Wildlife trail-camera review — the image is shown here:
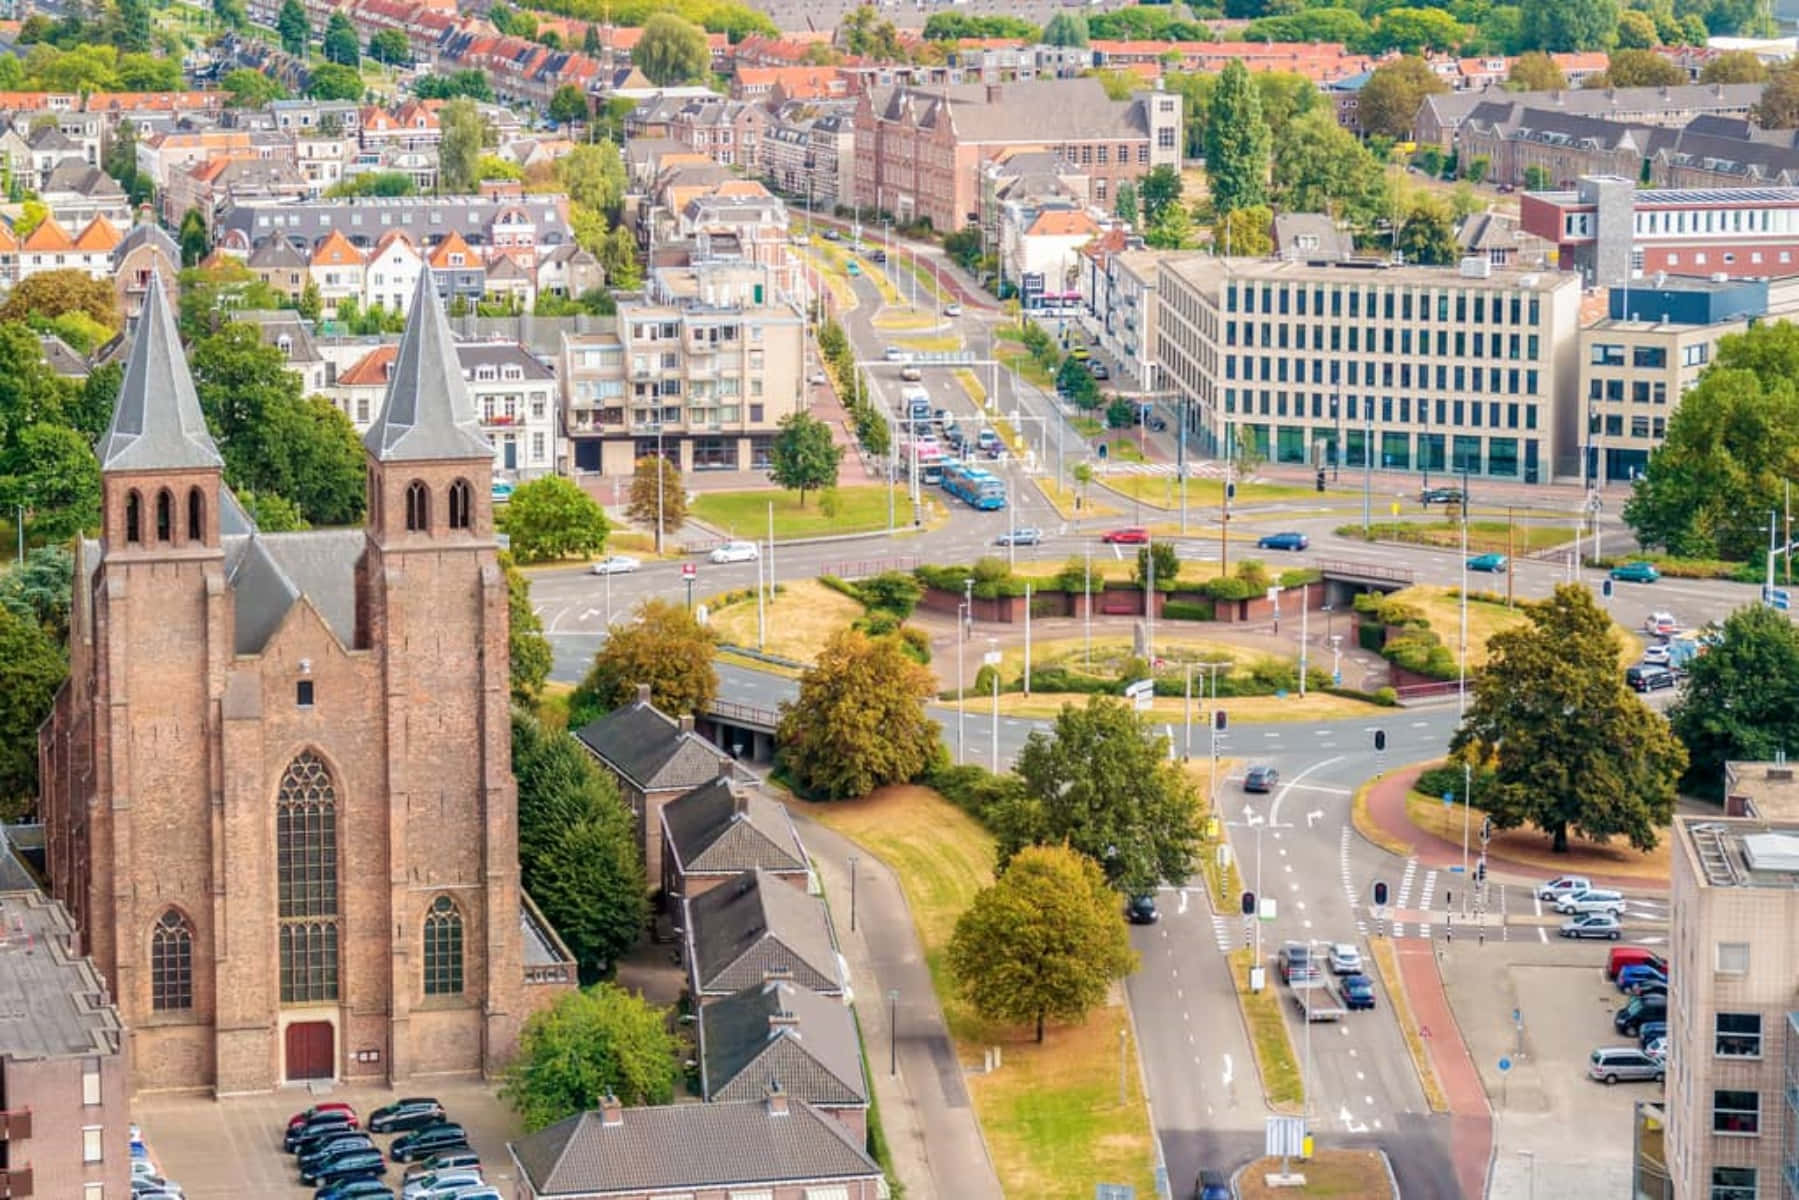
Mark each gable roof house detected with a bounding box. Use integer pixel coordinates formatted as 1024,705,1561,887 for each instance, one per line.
112,221,181,319
309,228,367,316
574,686,731,893
698,978,869,1142
683,868,843,1004
660,777,809,905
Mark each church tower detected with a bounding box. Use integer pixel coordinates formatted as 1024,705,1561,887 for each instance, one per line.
358,270,524,1079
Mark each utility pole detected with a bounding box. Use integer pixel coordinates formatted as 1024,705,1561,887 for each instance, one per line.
1299,590,1309,697
1220,457,1231,575
1023,582,1032,697
1506,506,1515,607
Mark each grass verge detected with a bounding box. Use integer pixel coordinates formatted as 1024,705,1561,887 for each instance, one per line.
948,691,1385,724
707,578,864,665
896,333,963,353
1338,519,1571,555
1368,938,1448,1113
1102,474,1323,507
954,367,987,409
1225,947,1304,1111
714,649,804,679
1402,789,1672,882
1033,477,1119,520
689,485,903,539
872,309,942,331
803,786,1157,1199
1236,1149,1396,1198
1350,775,1415,859
1386,585,1639,669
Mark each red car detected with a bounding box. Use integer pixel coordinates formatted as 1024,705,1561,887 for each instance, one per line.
287,1102,357,1133
1101,527,1149,544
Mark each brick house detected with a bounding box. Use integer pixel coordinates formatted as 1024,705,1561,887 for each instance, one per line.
508,1090,883,1200
660,777,810,910
699,978,869,1143
683,869,843,1004
34,274,573,1094
111,221,181,320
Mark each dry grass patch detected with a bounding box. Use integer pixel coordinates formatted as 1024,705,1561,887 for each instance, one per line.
872,309,942,331
956,691,1385,725
1226,948,1303,1110
1403,789,1672,883
1388,585,1637,669
1033,477,1119,519
896,333,963,353
707,578,864,665
1235,1149,1396,1198
1368,939,1448,1113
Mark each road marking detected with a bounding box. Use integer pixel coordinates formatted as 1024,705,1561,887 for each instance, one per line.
1538,926,1548,943
1307,810,1324,829
1178,890,1189,915
1269,754,1345,828
1222,1054,1233,1088
1410,720,1430,728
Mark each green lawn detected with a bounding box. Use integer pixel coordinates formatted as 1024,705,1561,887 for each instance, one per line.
689,485,905,540
1104,475,1327,506
1340,519,1572,554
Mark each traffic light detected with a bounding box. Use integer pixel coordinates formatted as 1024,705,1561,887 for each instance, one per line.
1476,860,1487,884
1225,482,1236,502
1602,578,1614,599
1372,881,1389,907
1214,710,1228,731
1240,890,1256,916
1315,469,1326,493
1373,729,1387,752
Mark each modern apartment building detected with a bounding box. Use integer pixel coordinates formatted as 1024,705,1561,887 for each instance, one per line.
0,888,130,1200
562,261,805,475
1156,256,1583,481
1663,761,1799,1200
1080,240,1202,396
1577,276,1763,484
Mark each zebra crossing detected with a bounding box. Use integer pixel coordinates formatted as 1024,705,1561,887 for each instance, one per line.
1210,915,1232,953
1340,827,1367,936
1099,460,1234,479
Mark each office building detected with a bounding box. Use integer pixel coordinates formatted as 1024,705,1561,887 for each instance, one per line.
1155,256,1583,482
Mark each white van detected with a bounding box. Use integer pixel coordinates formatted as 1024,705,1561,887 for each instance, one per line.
1556,888,1625,915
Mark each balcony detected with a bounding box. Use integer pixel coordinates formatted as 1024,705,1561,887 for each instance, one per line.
0,1111,28,1140
0,1166,32,1198
483,414,520,427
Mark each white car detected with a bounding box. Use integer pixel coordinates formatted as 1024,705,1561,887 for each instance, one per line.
404,1169,485,1199
1537,874,1592,901
945,301,963,317
1556,888,1626,916
709,541,760,564
809,370,829,385
1327,943,1362,975
1644,611,1679,635
883,345,911,363
589,555,641,575
1641,643,1671,666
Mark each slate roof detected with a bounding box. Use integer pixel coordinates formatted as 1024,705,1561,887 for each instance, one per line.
1272,212,1353,261
247,236,307,269
573,692,727,792
869,77,1150,143
113,221,179,270
685,868,841,997
699,978,865,1108
38,334,88,378
95,277,223,472
511,1096,879,1196
362,270,492,463
662,777,807,879
43,161,124,199
223,529,362,653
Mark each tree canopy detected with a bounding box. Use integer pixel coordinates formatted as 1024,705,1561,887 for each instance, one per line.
504,553,552,707
501,984,678,1130
1520,0,1618,50
1669,605,1799,797
1450,584,1685,853
569,597,718,726
626,456,686,538
0,602,64,821
1204,60,1271,216
777,628,940,799
767,411,841,505
438,98,486,193
277,0,308,54
1507,51,1566,90
997,696,1202,891
947,845,1138,1043
501,476,610,563
1273,108,1387,225
1358,55,1448,138
633,13,711,85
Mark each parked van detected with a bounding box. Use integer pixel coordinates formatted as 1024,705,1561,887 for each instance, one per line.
1608,946,1665,980
1615,993,1668,1036
1589,1046,1665,1085
1555,888,1625,915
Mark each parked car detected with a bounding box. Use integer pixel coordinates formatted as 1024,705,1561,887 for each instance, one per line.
1611,561,1661,583
1555,888,1626,915
1626,664,1677,692
1069,344,1091,361
300,1135,376,1177
402,1153,482,1182
1561,913,1623,940
1589,1046,1665,1085
442,1190,500,1200
869,248,887,264
288,1113,358,1153
808,370,829,386
401,1167,485,1198
945,302,963,317
1327,943,1363,974
899,364,923,381
1193,1169,1231,1200
1467,553,1508,573
1537,875,1592,901
821,229,841,241
316,1183,395,1200
366,1099,446,1135
1643,1036,1669,1062
390,1124,470,1164
1090,362,1112,381
489,479,513,503
1627,978,1668,999
1125,894,1160,925
1641,644,1671,666
1618,964,1668,992
1609,947,1665,980
1638,1020,1669,1048
302,1148,388,1187
1278,941,1321,985
709,541,760,564
1644,611,1679,635
1421,487,1465,506
1615,993,1668,1035
995,527,1043,546
1337,973,1376,1010
130,1175,183,1198
1101,527,1150,544
589,555,640,575
1244,764,1279,793
288,1103,358,1134
1257,532,1309,551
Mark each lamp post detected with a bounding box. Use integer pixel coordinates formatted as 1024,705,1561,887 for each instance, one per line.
957,578,973,763
888,988,899,1076
988,636,1001,772
1331,394,1341,482
650,421,666,554
849,854,859,933
1361,411,1373,536
1459,473,1471,917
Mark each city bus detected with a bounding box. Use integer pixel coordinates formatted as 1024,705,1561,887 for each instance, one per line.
942,462,1007,510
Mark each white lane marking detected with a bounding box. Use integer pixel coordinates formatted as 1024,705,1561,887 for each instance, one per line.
1222,1054,1234,1088
1270,754,1345,828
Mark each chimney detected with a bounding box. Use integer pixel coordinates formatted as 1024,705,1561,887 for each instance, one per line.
635,683,652,705
986,83,1002,104
598,1090,623,1126
731,786,750,818
678,714,696,734
764,1080,790,1116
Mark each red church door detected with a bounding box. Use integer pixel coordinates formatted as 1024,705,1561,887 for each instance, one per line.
284,1021,335,1081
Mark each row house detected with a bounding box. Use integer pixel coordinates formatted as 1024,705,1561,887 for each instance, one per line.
435,29,602,110
213,193,573,258
12,214,124,284
1419,81,1762,148
215,32,310,96
1090,38,1377,84
628,93,767,169
1453,52,1609,91
161,156,314,231
135,128,298,193
726,32,837,70
359,101,440,151
345,145,439,192
39,162,128,228
731,66,851,103
22,124,94,189
676,181,800,297
262,98,363,136
759,101,856,210
310,228,366,314
295,133,357,189
427,230,487,306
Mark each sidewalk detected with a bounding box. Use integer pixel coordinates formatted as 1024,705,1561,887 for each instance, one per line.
791,806,1003,1200
1393,939,1493,1200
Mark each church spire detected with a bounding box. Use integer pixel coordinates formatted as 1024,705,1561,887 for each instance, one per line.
362,269,491,463
95,274,222,473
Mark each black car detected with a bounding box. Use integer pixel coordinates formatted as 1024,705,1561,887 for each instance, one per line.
1338,973,1377,1010
305,1148,386,1188
299,1134,375,1176
390,1123,470,1163
367,1098,446,1134
1243,765,1279,793
1125,895,1159,924
1626,664,1677,693
1194,1170,1231,1200
821,228,841,241
870,248,888,263
287,1112,358,1153
1420,487,1465,506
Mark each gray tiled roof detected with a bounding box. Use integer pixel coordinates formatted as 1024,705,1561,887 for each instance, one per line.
223,529,362,653
573,696,727,792
95,277,224,472
510,1097,879,1196
363,270,493,463
247,236,308,269
685,868,841,997
700,978,866,1107
662,777,807,878
113,221,179,271
872,77,1149,143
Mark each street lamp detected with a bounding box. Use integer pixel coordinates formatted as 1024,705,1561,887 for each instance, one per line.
957,578,973,763
849,854,859,933
648,421,667,554
888,988,899,1076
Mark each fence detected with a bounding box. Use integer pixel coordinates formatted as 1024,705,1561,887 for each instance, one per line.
818,555,917,580
1313,558,1417,585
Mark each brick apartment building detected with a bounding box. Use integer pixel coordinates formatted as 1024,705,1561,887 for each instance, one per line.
851,76,1182,230
35,275,572,1095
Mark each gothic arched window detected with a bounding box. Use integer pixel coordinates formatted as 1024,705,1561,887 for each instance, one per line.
423,895,463,996
405,480,429,532
150,909,193,1011
277,752,339,1003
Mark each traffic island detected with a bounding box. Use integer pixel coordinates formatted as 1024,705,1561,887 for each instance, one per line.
1234,1149,1397,1198
1225,948,1303,1113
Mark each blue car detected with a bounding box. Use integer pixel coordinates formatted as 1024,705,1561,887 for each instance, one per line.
1338,973,1377,1011
1638,1020,1669,1050
1467,553,1508,573
1256,532,1309,551
316,1181,395,1200
1617,964,1668,993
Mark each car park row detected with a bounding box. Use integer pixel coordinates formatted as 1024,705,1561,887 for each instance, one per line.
284,1098,496,1199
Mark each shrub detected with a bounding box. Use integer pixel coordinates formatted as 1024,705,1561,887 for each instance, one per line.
1417,760,1497,799
1383,628,1458,679
1055,556,1097,594
898,625,932,664
1163,599,1215,621
924,758,1024,826
915,561,1028,598
1027,666,1117,695
855,611,901,638
857,571,923,617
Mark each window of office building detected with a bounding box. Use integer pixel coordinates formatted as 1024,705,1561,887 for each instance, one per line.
1489,438,1518,477
1711,1167,1756,1200
692,437,738,470
1453,436,1481,474
1716,1013,1762,1058
1713,1089,1759,1136
1276,426,1306,463
1380,432,1409,469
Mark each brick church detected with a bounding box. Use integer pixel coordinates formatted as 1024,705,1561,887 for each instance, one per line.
36,272,569,1095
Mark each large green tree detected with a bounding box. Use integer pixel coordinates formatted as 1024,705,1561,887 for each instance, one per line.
569,597,718,726
1204,61,1271,216
1592,48,1687,88
1395,194,1460,265
277,0,308,54
549,84,589,126
633,13,710,86
0,545,73,645
322,11,359,64
947,845,1138,1043
1623,323,1799,562
367,28,409,65
625,455,686,538
1669,605,1799,797
1273,108,1387,226
1451,585,1686,853
1358,55,1449,138
557,142,627,218
767,411,841,506
500,984,678,1130
500,476,609,563
1520,0,1618,50
504,552,552,707
1508,51,1567,90
306,62,363,101
5,422,99,542
438,98,485,194
777,628,940,799
998,695,1202,891
1373,6,1468,52
1702,50,1770,84
0,603,64,820
1041,12,1089,45
1137,164,1183,225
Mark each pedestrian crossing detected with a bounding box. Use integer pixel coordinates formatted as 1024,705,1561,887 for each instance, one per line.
1340,827,1367,936
1099,460,1234,478
1210,915,1232,953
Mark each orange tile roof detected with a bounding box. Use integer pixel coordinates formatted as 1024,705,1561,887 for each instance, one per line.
21,218,72,252
310,229,364,267
72,215,122,251
0,225,19,252
1028,210,1100,238
371,229,418,255
714,179,772,198
427,230,474,268
338,343,398,386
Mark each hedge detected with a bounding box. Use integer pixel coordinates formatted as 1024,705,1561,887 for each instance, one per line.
915,560,1030,599
1588,553,1760,583
1416,760,1497,799
1163,599,1215,621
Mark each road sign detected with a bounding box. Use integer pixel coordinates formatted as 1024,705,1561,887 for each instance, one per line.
1258,897,1278,921
681,563,697,579
982,650,1002,667
1443,789,1454,809
1124,678,1153,712
1498,1057,1512,1072
1266,1115,1305,1159
1765,586,1792,611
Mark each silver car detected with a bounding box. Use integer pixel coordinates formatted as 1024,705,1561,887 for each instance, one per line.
1561,913,1622,940
1556,888,1626,916
589,555,640,575
1327,943,1362,975
1589,1046,1664,1085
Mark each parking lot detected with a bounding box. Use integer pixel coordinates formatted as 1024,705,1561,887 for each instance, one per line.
1439,936,1651,1198
133,1079,523,1199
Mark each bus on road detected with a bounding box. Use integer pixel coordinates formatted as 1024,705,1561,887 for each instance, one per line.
942,462,1007,510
